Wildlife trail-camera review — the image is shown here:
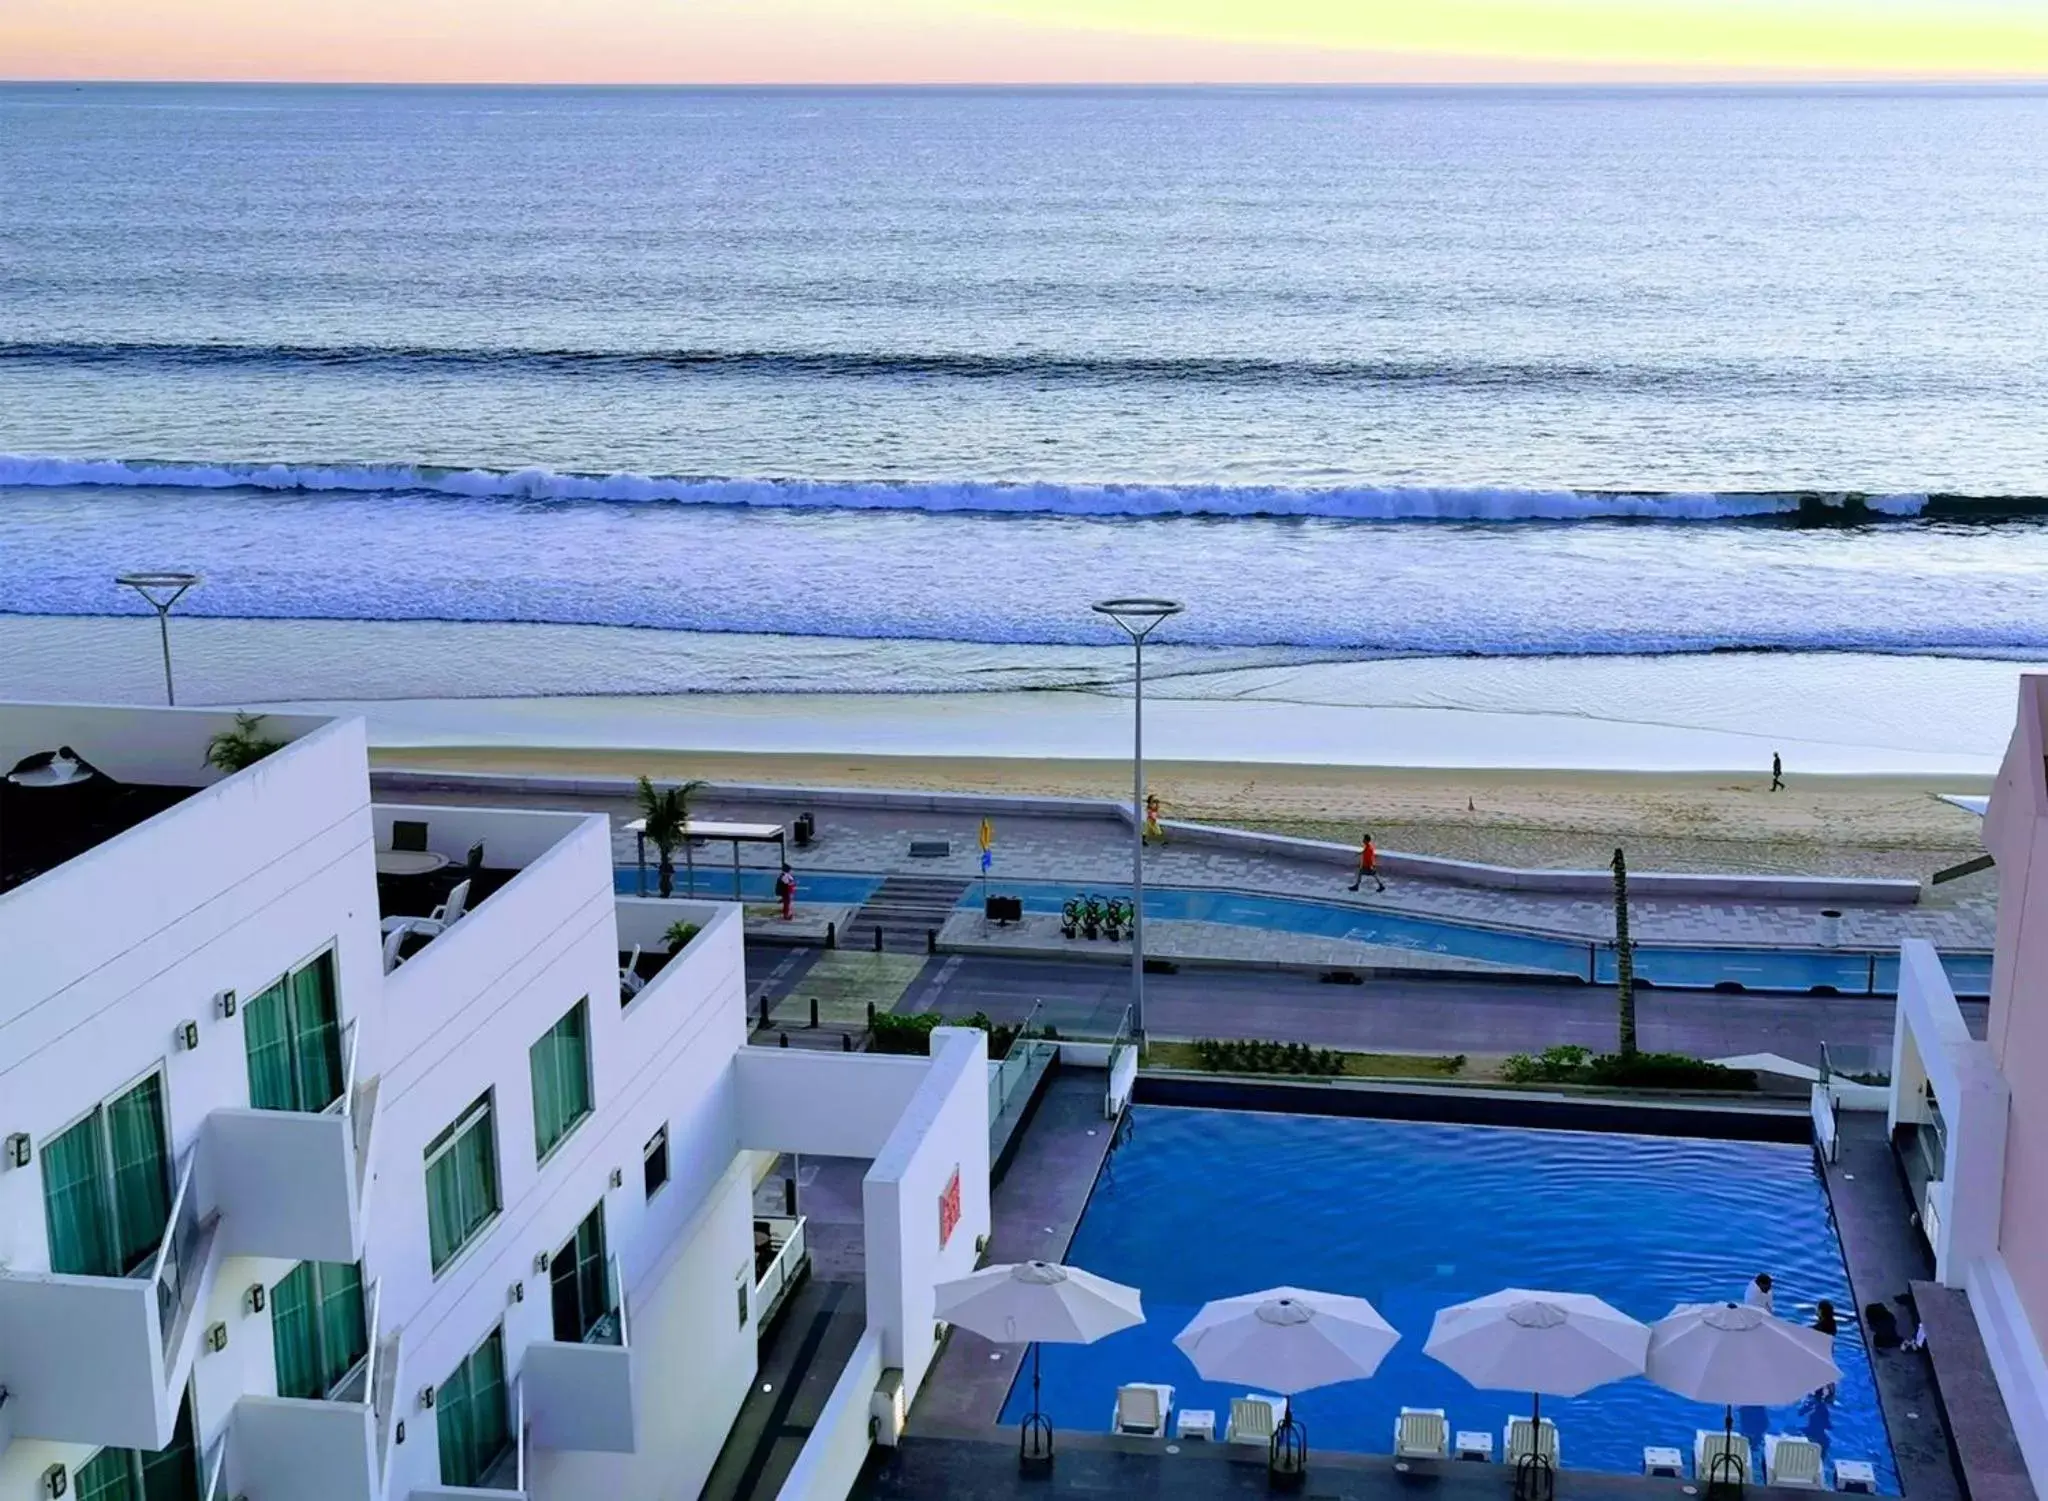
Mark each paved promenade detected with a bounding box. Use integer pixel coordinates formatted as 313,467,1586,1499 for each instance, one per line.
376,780,1998,953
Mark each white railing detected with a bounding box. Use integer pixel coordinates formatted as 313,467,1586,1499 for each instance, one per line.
1104,1004,1137,1119
324,1018,361,1119
201,1436,227,1501
148,1147,207,1372
515,1378,529,1494
755,1215,809,1323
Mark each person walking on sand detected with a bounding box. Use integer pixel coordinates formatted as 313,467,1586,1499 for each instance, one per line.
1349,831,1385,893
1771,751,1785,791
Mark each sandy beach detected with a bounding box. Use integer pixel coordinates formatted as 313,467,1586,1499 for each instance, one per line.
380,743,1991,880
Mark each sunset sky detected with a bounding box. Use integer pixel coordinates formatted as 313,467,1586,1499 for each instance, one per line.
5,0,2048,84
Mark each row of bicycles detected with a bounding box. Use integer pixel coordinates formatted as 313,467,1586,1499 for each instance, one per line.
1060,894,1135,941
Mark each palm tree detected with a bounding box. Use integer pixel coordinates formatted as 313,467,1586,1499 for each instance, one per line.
1612,846,1637,1058
204,712,285,774
637,776,708,898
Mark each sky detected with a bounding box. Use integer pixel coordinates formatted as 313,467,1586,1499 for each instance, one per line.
4,0,2048,84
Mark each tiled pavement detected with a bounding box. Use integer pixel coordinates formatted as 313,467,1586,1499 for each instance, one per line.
375,783,1998,953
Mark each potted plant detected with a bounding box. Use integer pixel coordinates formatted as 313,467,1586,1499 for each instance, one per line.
636,775,708,899
662,919,700,954
204,712,285,774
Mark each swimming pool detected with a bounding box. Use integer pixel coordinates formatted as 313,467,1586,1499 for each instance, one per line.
998,1106,1897,1490
611,867,881,905
980,880,1991,998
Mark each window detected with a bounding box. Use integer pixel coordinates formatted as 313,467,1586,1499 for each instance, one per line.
424,1093,499,1274
436,1327,510,1488
244,949,343,1112
75,1389,197,1501
549,1203,616,1344
528,999,592,1161
643,1124,669,1199
272,1260,369,1400
42,1073,172,1278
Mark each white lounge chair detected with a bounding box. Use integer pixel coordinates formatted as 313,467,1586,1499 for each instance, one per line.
1766,1434,1824,1489
432,879,472,926
1505,1415,1560,1470
621,944,646,1001
1696,1430,1752,1487
1111,1382,1174,1436
378,879,473,971
1227,1394,1285,1446
1395,1407,1449,1459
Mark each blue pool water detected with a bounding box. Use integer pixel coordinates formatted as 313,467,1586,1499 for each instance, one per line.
982,880,1992,998
611,867,880,905
999,1107,1897,1490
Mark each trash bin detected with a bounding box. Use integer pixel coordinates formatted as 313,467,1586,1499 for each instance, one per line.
1819,910,1843,948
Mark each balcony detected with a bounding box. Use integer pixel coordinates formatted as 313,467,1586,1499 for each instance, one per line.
202,1018,377,1262
0,1147,224,1448
521,1253,637,1454
215,1284,403,1501
411,1381,529,1500
373,804,590,974
755,1215,811,1333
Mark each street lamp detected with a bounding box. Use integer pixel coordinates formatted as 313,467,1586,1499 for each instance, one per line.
1091,597,1184,1045
116,572,202,706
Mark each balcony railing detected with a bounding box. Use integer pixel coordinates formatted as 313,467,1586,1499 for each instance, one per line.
150,1147,209,1375
755,1216,809,1330
520,1253,636,1455
326,1017,378,1199
583,1253,628,1347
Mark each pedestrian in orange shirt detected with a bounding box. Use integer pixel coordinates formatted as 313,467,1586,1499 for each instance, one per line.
1349,831,1385,893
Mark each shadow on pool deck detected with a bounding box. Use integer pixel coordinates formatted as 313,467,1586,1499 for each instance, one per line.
858,1427,1849,1501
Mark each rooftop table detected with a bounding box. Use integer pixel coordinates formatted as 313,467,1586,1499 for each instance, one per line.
624,817,787,899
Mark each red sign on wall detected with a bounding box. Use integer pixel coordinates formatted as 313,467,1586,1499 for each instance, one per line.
938,1166,962,1250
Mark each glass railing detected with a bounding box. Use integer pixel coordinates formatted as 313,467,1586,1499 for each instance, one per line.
581,1253,627,1348
201,1436,227,1501
148,1147,207,1373
329,1280,383,1406
754,1216,808,1324
986,1000,1057,1129
323,1018,360,1120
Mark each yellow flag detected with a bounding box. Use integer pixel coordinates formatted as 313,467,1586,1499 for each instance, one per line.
978,817,994,852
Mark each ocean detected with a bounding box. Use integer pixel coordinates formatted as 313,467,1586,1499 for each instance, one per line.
2,83,2046,754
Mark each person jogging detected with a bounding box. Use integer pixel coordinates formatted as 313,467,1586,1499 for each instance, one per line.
1349,831,1385,893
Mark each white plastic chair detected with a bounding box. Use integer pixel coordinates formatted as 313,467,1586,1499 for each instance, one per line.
1111,1382,1174,1436
620,943,646,1001
1696,1430,1752,1487
1506,1416,1561,1469
1395,1407,1450,1459
1227,1394,1285,1446
1766,1434,1823,1488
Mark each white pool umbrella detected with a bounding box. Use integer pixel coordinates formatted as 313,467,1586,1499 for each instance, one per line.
1426,1288,1650,1396
1647,1301,1840,1408
934,1260,1144,1463
1174,1286,1400,1394
1647,1300,1841,1479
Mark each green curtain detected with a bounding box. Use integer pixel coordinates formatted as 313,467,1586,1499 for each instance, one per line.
74,1392,195,1501
271,1262,321,1400
575,1209,608,1338
427,1101,498,1272
530,1002,591,1160
42,1108,114,1277
105,1075,171,1274
316,1260,368,1387
243,979,294,1111
438,1329,509,1486
288,952,343,1111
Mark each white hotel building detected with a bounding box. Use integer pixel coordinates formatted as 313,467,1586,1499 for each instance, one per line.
0,703,991,1501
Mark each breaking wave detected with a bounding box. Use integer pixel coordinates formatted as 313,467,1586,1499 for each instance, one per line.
0,453,1952,522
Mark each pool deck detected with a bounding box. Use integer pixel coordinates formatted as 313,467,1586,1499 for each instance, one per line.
859,1427,1848,1501
915,1067,1122,1429
1822,1110,1966,1501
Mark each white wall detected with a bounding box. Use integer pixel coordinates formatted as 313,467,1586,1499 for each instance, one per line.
226,1395,376,1501
862,1027,991,1399
774,1329,884,1501
0,713,377,1489
526,1161,758,1501
734,1051,934,1157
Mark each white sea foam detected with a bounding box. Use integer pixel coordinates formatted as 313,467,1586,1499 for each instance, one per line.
0,453,1931,523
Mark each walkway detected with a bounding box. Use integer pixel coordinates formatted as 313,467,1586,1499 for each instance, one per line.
371,780,1997,955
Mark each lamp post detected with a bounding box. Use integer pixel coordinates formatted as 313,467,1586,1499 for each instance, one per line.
1091,598,1183,1045
116,572,202,706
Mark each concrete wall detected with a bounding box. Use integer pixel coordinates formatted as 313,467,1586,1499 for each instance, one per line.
862,1027,991,1399
526,1161,757,1501
734,1050,934,1157
370,826,751,1500
225,1395,376,1501
775,1329,884,1501
0,713,375,1485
